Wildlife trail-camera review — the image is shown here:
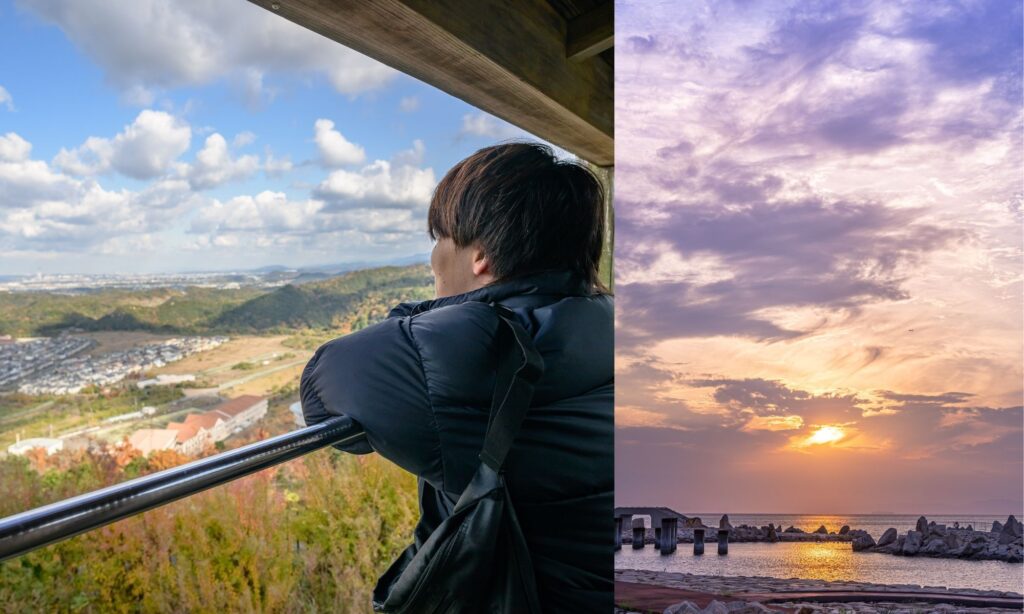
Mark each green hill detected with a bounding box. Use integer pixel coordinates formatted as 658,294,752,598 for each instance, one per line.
0,264,435,337
212,265,434,332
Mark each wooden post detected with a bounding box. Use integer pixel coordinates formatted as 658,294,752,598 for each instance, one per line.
588,163,614,293
632,517,645,549
661,517,678,554
615,516,622,551
717,529,729,555
693,528,705,555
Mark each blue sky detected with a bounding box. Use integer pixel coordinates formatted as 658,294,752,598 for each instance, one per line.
614,0,1022,514
0,0,539,274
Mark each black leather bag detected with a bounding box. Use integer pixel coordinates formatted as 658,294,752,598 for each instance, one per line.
371,303,545,614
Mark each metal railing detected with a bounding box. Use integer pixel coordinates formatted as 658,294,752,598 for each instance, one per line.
0,415,365,562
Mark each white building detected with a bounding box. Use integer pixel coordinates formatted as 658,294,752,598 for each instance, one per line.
8,437,63,456
180,411,231,443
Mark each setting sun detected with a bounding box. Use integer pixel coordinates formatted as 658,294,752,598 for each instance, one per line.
805,426,846,446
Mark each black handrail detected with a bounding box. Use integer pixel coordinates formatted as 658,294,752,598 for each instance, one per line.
0,415,365,562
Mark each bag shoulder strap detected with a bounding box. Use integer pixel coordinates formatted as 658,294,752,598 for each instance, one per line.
479,303,544,472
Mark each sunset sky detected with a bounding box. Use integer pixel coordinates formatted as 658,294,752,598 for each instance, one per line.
0,0,539,275
615,0,1023,514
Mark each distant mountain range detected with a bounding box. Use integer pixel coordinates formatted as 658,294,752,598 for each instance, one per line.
251,252,431,276
0,264,435,337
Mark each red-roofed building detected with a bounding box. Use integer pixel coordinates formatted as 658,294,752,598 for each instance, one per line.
166,420,211,456
183,411,230,442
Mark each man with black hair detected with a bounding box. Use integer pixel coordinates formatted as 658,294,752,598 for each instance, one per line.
301,141,613,612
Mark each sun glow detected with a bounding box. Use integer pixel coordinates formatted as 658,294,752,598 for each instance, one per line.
804,425,846,446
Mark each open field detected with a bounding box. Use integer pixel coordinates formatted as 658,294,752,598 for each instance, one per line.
220,360,307,397
152,335,307,380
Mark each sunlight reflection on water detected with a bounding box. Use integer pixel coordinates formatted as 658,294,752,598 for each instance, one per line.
615,542,1024,594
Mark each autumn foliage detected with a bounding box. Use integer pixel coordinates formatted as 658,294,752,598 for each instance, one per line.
0,447,418,612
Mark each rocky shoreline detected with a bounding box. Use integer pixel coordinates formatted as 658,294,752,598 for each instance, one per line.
614,569,1024,614
850,515,1023,564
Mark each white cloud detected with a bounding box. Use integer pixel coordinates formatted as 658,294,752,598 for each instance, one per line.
315,158,435,210
458,112,524,139
20,0,397,101
262,150,293,177
54,110,191,179
189,139,437,251
188,190,426,253
191,191,322,234
393,139,426,166
314,118,366,167
51,136,114,176
0,132,199,252
399,96,419,113
186,133,259,190
120,84,156,106
0,133,82,207
0,86,13,111
232,131,256,148
0,133,31,162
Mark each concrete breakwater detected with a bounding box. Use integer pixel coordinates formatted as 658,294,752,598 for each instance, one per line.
619,513,858,546
850,515,1023,563
616,510,1023,562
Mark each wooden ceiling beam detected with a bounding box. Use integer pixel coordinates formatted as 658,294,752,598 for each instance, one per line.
566,2,613,62
248,0,613,165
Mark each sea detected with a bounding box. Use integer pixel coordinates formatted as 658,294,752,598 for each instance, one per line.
614,513,1024,594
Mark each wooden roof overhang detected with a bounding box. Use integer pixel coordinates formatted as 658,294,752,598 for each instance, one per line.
247,0,614,166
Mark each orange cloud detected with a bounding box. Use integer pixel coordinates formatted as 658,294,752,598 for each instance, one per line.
741,414,805,432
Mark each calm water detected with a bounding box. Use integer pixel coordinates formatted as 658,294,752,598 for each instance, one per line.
616,514,1024,594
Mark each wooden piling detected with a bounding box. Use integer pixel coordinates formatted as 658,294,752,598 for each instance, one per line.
615,516,622,551
693,528,705,555
717,528,729,555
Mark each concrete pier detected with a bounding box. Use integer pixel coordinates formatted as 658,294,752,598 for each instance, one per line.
660,517,678,554
615,516,622,551
717,528,729,555
654,527,662,551
693,528,705,555
632,517,645,549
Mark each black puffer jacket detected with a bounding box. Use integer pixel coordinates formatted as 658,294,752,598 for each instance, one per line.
299,268,613,613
